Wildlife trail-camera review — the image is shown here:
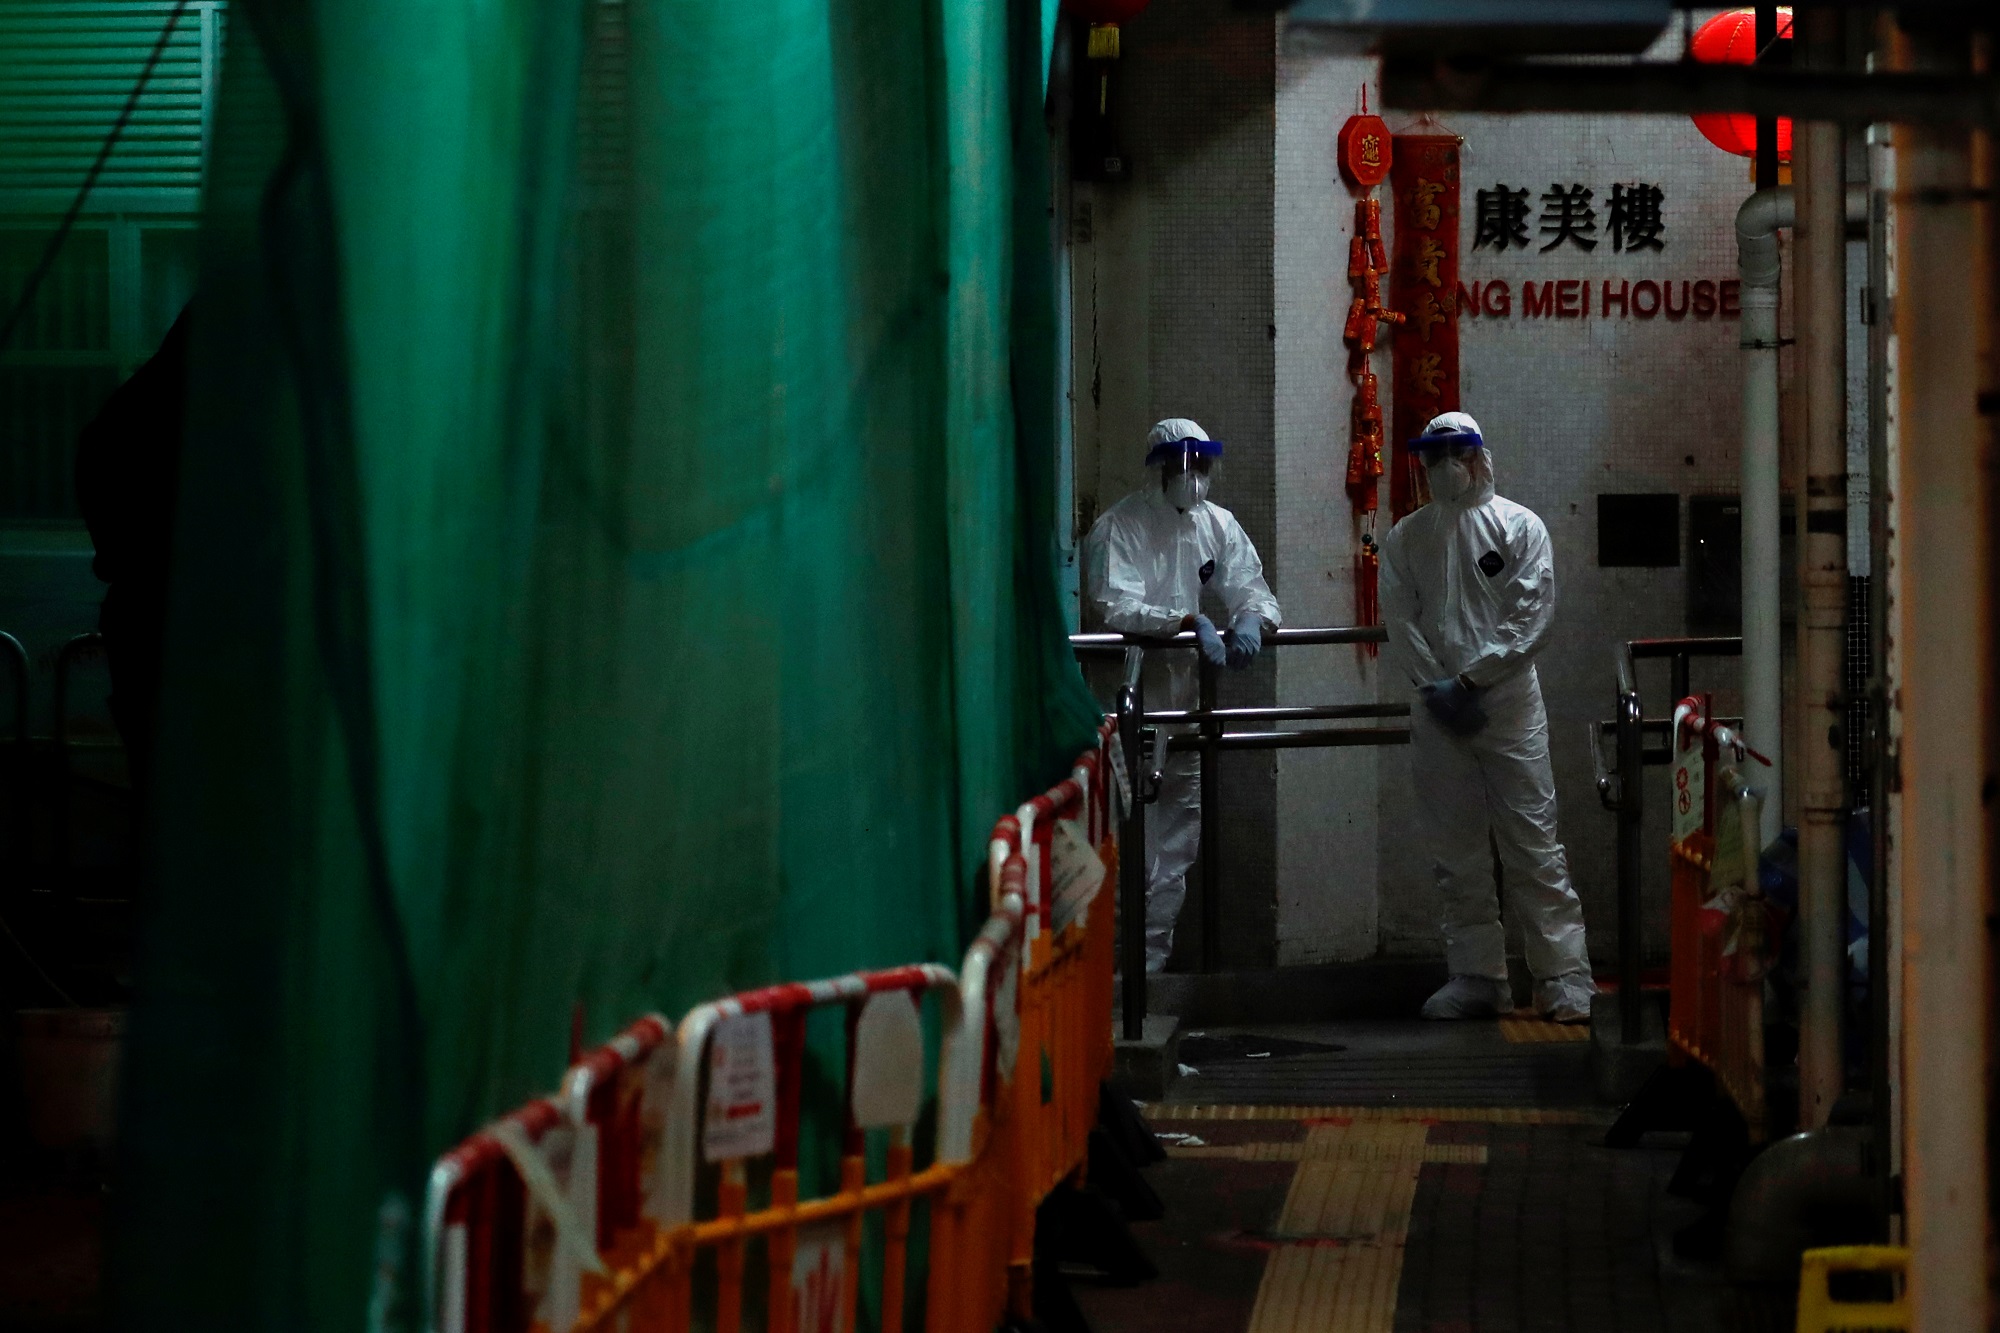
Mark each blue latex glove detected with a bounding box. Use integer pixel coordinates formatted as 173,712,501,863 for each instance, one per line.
1420,676,1489,737
1192,614,1229,669
1225,612,1263,669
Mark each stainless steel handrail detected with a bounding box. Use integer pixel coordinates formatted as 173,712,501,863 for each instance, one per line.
1080,625,1408,1041
1591,635,1744,1046
1146,702,1408,724
1069,625,1390,652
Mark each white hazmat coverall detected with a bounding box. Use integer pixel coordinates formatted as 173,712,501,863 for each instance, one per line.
1378,445,1592,997
1083,484,1280,971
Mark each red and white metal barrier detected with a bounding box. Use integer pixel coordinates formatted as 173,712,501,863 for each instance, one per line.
1666,696,1773,1137
422,721,1121,1333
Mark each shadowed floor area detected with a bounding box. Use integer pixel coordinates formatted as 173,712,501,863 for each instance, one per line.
1073,1020,1749,1332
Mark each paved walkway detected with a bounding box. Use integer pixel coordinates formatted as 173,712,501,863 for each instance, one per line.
1074,1019,1759,1333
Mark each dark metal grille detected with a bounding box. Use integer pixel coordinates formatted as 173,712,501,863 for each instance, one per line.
1845,574,1871,799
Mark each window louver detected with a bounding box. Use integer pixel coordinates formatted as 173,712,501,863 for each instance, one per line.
0,1,223,207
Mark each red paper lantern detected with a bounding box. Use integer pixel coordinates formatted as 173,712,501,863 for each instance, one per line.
1064,0,1152,24
1689,7,1793,160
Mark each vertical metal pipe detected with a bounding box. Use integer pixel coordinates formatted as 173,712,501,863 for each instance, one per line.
1119,651,1147,1042
1616,666,1644,1045
1197,653,1221,974
1794,8,1849,1131
1892,39,1993,1325
1864,129,1894,1195
1739,187,1793,847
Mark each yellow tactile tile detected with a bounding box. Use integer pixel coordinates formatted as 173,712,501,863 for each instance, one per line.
1241,1124,1428,1333
1498,1016,1592,1043
1248,1242,1403,1333
1143,1103,1602,1125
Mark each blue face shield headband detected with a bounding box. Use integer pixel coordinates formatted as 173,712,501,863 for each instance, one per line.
1408,429,1483,465
1144,437,1224,470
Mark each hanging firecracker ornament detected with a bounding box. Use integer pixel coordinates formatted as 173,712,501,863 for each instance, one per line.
1345,368,1383,510
1338,96,1398,656
1337,113,1392,191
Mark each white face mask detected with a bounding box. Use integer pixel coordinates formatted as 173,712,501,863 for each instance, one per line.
1164,470,1210,512
1428,458,1473,503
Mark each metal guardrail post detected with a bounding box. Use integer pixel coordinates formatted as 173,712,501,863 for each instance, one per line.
1197,653,1221,974
1616,648,1645,1045
1075,626,1404,1015
1117,647,1147,1042
1601,636,1743,1047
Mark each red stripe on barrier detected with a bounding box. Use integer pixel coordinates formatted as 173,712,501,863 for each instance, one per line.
730,981,823,1016
864,965,944,995
992,814,1022,856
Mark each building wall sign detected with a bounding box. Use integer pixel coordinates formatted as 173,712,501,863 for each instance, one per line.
1474,182,1670,253
1461,178,1732,321
1458,278,1741,320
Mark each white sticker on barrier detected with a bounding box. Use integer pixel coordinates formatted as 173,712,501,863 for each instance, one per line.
1672,741,1705,844
703,1010,777,1162
791,1221,847,1333
850,991,924,1129
1049,817,1105,934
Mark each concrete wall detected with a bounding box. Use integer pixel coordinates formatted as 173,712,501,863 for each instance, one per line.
1271,49,1383,963
1069,0,1279,967
1077,19,1754,969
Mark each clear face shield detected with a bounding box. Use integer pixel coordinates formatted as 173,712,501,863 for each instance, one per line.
1411,436,1481,503
1147,440,1218,512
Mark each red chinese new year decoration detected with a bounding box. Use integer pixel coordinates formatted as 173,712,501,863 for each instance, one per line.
1389,134,1461,521
1337,114,1391,190
1688,8,1793,160
1338,107,1401,652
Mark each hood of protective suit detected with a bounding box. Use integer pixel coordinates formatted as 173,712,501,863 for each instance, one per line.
1426,444,1496,510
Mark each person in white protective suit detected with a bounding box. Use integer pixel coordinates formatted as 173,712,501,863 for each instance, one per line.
1378,411,1596,1023
1082,419,1281,972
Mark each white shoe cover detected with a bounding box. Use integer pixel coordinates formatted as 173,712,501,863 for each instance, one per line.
1420,975,1515,1020
1535,971,1597,1024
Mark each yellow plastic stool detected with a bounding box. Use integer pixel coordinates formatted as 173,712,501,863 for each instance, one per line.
1796,1245,1910,1332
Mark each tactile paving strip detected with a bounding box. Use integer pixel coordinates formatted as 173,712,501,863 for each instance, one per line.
1244,1123,1428,1333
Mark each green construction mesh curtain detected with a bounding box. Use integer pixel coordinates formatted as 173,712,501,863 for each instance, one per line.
111,0,1100,1324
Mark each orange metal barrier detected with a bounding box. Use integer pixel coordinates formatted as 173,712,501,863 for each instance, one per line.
1665,697,1772,1138
985,724,1118,1313
425,724,1121,1333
